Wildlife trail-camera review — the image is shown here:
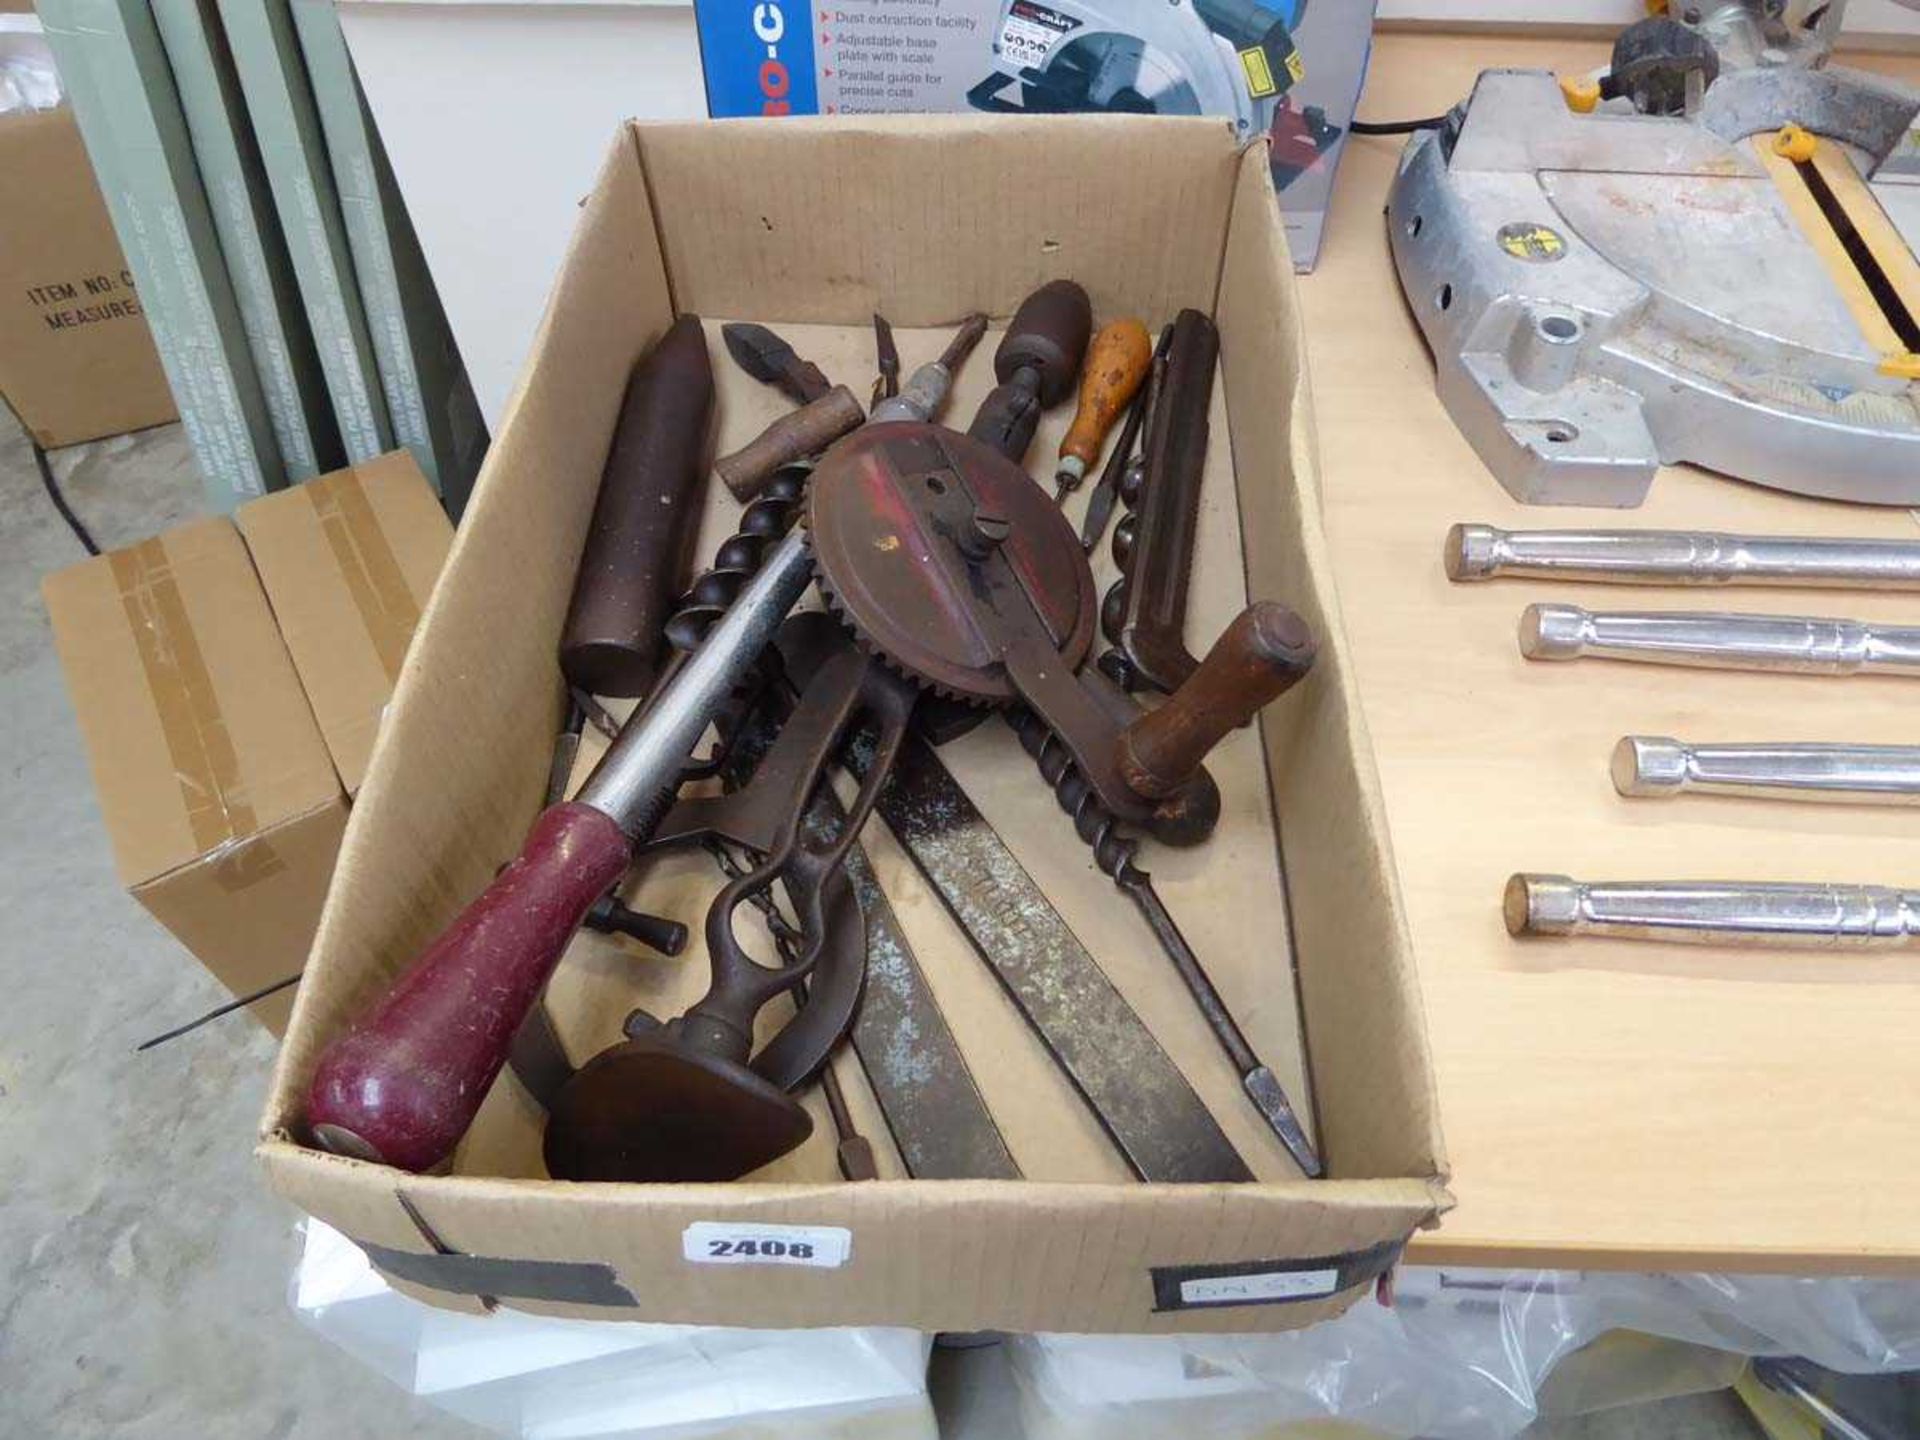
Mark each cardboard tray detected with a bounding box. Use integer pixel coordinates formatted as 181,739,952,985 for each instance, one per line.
259,114,1449,1335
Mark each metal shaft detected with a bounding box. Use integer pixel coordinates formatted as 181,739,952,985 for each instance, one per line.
1506,874,1920,947
1614,737,1920,804
870,314,987,424
1449,524,1920,590
1521,603,1920,677
1118,874,1322,1177
578,531,815,832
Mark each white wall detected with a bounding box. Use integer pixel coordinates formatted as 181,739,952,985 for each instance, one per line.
342,0,1919,431
338,0,706,427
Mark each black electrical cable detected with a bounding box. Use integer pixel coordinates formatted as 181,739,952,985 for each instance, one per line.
34,440,101,556
1350,114,1449,135
135,972,301,1051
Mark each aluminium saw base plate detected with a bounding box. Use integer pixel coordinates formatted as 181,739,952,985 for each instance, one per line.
1387,66,1920,507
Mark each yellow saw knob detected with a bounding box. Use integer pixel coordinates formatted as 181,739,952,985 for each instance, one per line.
1057,318,1152,490
1773,123,1818,162
1559,74,1601,114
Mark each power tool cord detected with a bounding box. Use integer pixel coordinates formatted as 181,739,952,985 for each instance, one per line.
1350,114,1449,135
34,440,101,556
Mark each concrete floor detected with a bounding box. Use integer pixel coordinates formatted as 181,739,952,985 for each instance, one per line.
0,408,1780,1439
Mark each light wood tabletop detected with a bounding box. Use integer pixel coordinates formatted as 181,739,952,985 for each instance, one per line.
1300,29,1920,1273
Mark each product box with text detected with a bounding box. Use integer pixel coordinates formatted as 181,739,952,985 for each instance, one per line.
692,0,1376,267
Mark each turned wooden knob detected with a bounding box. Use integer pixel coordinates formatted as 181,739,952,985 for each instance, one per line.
1117,602,1317,799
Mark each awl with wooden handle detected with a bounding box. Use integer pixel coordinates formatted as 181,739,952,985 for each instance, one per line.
1056,318,1151,499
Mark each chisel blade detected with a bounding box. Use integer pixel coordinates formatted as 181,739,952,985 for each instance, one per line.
850,732,1253,1185
842,840,1021,1180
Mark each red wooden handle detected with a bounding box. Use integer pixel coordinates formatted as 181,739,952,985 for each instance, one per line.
305,802,633,1172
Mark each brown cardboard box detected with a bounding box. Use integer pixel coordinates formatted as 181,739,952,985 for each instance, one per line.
0,104,175,448
236,453,454,798
44,518,347,1035
259,115,1448,1335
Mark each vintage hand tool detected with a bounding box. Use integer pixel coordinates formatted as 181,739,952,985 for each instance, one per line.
721,322,831,405
966,280,1092,463
1080,323,1168,553
774,617,1020,1181
872,313,900,407
714,386,866,503
810,424,1254,842
871,313,988,424
1056,317,1152,499
833,718,1252,1184
542,640,914,1183
507,694,689,1109
1006,607,1323,1178
559,315,714,698
543,479,1016,1181
1100,308,1219,694
1613,737,1920,806
1449,525,1920,591
1522,604,1920,678
662,496,1019,1180
806,424,1319,1177
1507,874,1920,949
304,526,817,1172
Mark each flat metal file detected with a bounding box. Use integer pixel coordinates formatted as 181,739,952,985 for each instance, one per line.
846,730,1253,1184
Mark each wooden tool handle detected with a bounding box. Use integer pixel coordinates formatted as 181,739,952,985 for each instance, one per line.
1117,602,1317,799
1059,320,1152,476
304,802,634,1172
715,385,865,501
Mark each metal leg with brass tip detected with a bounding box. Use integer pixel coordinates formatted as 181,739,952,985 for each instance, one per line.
1613,737,1920,804
1506,874,1920,947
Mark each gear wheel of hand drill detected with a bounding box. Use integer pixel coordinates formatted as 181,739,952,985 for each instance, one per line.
803,424,1098,706
809,552,990,704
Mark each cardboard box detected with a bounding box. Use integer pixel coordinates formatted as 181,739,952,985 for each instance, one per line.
259,114,1447,1335
236,452,453,797
689,0,1378,268
44,518,348,1035
0,103,175,447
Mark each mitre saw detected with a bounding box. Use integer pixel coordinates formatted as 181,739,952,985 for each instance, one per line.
967,0,1340,187
1388,0,1920,508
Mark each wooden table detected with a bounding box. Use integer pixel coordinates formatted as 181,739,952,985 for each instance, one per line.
1301,30,1920,1274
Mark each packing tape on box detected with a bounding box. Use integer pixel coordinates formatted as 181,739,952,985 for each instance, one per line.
308,467,421,683
111,538,284,893
1150,1239,1403,1313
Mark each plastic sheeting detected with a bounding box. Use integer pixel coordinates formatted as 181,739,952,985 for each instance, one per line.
1006,1268,1920,1440
294,1221,1920,1440
291,1222,937,1440
0,14,61,116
